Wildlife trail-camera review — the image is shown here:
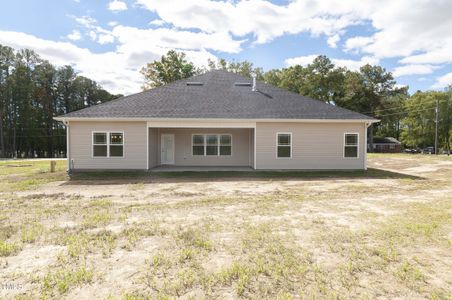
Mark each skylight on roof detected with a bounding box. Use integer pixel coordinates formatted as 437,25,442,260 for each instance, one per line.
186,82,203,86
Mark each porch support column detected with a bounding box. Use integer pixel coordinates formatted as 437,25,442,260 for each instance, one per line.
64,120,71,172
146,125,149,170
254,125,257,169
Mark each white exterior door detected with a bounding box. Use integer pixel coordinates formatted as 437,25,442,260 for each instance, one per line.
161,134,175,164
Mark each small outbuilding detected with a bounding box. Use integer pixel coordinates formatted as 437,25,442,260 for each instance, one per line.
369,137,402,153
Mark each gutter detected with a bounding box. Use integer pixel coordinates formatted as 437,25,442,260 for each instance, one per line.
54,117,380,123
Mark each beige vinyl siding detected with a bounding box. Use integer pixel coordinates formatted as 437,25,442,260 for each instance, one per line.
69,121,147,170
255,122,366,170
154,128,252,166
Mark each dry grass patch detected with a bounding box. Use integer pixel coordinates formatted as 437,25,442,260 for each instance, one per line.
0,240,20,257
0,156,451,298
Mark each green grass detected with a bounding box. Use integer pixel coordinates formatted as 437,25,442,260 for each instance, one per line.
0,155,451,298
0,159,67,192
21,221,44,243
63,230,117,259
368,153,452,159
82,211,112,229
0,157,423,186
175,227,212,251
0,240,20,256
42,265,94,295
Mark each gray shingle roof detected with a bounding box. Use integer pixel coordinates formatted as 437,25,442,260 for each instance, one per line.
59,70,375,120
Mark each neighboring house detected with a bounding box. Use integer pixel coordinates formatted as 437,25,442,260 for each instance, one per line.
369,137,402,153
54,70,378,171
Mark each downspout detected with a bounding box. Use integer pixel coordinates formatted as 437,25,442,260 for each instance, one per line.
251,73,257,169
364,121,372,170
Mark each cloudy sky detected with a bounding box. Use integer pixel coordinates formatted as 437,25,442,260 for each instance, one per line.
1,0,451,95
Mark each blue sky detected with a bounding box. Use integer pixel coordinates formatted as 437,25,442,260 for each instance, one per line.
1,0,451,95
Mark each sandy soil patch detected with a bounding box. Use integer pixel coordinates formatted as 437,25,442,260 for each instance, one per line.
1,154,451,299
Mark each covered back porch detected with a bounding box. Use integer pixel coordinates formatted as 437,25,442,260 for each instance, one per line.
147,120,255,170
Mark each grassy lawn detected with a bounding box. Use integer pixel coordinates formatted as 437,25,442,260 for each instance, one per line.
0,154,451,299
0,160,67,192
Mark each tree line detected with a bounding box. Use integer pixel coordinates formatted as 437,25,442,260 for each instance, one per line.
142,50,452,152
0,44,121,158
1,46,450,158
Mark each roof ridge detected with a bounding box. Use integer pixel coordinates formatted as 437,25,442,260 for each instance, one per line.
57,69,377,121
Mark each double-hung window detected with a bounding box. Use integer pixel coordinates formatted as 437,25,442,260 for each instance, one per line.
192,135,205,156
206,135,218,156
93,132,124,158
192,134,232,156
277,133,292,158
344,133,358,158
220,135,232,155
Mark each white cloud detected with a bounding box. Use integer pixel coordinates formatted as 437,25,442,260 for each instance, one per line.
88,31,97,41
74,15,97,28
149,19,166,26
136,0,452,68
67,30,81,41
341,0,452,65
392,64,440,77
327,34,340,48
399,44,452,65
331,56,379,71
285,54,378,71
108,0,128,12
284,54,319,67
98,34,115,44
432,72,452,89
136,0,360,45
4,1,452,94
0,30,137,94
111,25,243,54
344,36,374,53
108,21,118,27
0,30,218,95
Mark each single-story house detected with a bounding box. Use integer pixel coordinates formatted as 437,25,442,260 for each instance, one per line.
54,70,378,171
369,137,402,153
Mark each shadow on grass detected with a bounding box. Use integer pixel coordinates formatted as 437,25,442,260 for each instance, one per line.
64,168,423,185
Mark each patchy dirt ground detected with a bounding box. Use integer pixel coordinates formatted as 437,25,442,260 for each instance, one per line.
0,154,451,299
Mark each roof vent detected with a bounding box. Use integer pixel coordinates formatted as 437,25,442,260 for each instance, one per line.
186,82,203,86
234,82,252,87
252,73,257,92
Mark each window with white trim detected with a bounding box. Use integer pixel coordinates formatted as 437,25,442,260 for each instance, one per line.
277,133,291,158
344,133,358,158
220,134,232,155
92,132,124,157
192,134,232,156
110,132,124,157
206,135,218,156
192,135,205,156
